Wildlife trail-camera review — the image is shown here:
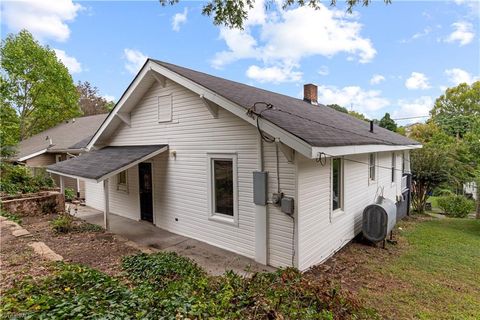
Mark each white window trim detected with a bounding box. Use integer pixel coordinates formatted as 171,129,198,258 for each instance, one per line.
207,153,239,226
368,153,376,184
55,154,62,163
157,94,172,123
331,157,345,217
116,170,128,193
391,152,396,184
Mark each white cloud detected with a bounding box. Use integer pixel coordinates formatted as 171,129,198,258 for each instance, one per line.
1,0,82,42
317,85,390,116
318,66,329,76
211,2,376,82
393,96,433,124
53,49,82,73
370,74,385,85
246,64,302,83
123,48,147,74
445,68,478,86
103,95,115,102
445,21,475,46
405,72,431,90
172,8,188,32
401,27,432,43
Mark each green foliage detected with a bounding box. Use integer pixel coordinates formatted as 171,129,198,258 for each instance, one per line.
51,214,74,233
431,81,480,138
64,187,75,201
1,253,376,319
159,0,390,29
0,162,54,195
348,110,368,121
437,194,475,218
378,112,397,132
326,103,348,114
1,30,80,141
76,222,104,233
0,104,19,157
0,209,22,224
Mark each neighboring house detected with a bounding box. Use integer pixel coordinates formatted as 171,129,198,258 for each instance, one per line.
464,181,477,200
13,114,107,198
47,60,420,270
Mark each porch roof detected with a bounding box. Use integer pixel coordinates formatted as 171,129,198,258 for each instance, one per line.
46,145,168,182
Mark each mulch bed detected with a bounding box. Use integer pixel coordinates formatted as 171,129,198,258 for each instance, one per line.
20,214,139,276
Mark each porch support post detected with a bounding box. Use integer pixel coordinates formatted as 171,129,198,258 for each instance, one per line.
255,133,268,265
59,176,65,195
103,178,110,230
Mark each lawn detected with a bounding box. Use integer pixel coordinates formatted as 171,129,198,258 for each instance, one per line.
360,217,480,319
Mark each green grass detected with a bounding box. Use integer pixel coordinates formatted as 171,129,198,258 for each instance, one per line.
427,196,439,209
362,217,480,319
0,209,22,224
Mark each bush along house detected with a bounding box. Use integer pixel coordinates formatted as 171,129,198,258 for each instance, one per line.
47,60,420,270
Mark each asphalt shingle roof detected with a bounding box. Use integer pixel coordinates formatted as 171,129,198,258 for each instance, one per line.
153,60,419,148
15,114,108,160
47,145,167,180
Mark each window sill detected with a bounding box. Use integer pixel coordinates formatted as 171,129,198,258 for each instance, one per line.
209,213,238,227
116,185,128,193
331,209,345,222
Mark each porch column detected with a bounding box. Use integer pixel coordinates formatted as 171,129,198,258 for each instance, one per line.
255,134,268,265
59,176,65,195
103,178,110,230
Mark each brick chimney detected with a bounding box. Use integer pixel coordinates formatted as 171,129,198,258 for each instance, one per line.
303,84,318,105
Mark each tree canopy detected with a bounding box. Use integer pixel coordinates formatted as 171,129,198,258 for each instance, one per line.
159,0,391,29
430,81,480,138
378,112,397,132
77,81,115,116
0,30,81,142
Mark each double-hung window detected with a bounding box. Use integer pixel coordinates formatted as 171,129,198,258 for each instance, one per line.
391,153,396,183
208,153,238,224
332,158,344,212
368,153,376,181
117,170,128,192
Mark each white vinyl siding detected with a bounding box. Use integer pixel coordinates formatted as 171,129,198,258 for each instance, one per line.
105,79,258,260
297,152,404,271
84,180,104,211
158,94,172,122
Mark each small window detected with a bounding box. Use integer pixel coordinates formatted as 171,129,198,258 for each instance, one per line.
391,153,396,183
55,154,62,163
368,153,376,181
158,94,172,122
208,153,237,223
117,170,128,191
332,158,343,211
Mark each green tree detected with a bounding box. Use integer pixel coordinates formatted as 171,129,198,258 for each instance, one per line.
159,0,391,29
0,30,80,141
0,104,19,157
348,110,368,121
77,81,115,116
378,112,397,132
326,104,348,114
430,81,480,138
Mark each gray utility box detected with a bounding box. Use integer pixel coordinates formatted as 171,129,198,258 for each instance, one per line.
281,197,294,216
253,171,268,205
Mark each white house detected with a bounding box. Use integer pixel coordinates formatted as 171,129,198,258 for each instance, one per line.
47,60,421,270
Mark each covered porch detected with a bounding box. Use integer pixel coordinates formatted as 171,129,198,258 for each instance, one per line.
74,205,273,275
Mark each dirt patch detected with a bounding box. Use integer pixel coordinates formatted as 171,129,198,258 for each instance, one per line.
0,223,54,292
9,214,139,277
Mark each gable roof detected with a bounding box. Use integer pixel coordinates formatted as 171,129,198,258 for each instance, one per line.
88,59,420,158
152,60,418,148
14,114,108,161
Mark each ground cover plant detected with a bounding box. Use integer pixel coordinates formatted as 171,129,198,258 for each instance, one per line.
0,252,377,320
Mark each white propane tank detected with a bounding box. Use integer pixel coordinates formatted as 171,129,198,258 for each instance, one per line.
362,196,397,243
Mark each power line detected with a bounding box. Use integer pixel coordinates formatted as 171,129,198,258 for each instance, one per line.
392,115,430,121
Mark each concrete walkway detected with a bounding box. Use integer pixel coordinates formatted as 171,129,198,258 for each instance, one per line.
74,206,274,276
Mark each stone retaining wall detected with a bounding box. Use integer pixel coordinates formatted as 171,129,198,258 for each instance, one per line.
1,192,64,215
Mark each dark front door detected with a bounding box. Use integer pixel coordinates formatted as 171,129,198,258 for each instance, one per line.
139,163,153,223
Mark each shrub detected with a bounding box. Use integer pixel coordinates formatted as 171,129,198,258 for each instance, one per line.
0,209,22,224
64,187,75,201
51,214,74,233
437,194,475,218
0,162,55,195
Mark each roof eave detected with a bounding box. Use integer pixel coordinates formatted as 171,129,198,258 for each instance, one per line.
311,144,422,158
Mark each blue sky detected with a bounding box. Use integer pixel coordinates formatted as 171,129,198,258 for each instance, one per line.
1,0,479,124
